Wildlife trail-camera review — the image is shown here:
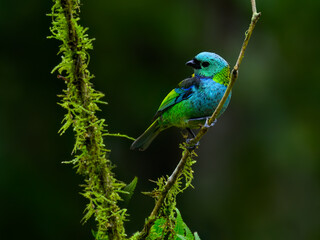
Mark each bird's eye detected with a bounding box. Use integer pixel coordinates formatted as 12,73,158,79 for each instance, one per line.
202,61,209,67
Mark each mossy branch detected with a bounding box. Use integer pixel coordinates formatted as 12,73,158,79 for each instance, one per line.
48,0,127,239
137,1,261,238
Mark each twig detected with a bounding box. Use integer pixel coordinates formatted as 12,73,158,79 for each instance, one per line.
137,1,261,238
57,75,69,82
251,0,257,14
151,149,192,216
139,150,190,238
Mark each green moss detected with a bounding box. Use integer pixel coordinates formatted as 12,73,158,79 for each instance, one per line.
48,0,126,239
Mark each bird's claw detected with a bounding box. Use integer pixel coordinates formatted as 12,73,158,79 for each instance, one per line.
204,118,217,128
186,138,200,150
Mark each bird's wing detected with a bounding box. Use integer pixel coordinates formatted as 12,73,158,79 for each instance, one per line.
178,76,200,89
152,76,200,120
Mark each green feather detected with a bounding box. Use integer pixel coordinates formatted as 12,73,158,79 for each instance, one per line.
130,120,162,151
157,88,180,113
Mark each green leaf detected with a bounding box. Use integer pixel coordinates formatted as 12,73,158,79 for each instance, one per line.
91,229,109,240
174,208,195,240
194,232,201,240
183,222,194,239
176,234,188,240
148,217,166,239
175,208,185,236
122,176,138,205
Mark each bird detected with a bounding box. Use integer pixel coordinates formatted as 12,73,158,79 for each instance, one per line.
130,52,232,151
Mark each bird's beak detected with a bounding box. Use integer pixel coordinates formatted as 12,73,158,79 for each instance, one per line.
186,59,201,69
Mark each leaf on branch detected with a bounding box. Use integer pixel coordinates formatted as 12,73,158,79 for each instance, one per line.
122,176,138,206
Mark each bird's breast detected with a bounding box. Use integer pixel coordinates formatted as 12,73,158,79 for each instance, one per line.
190,80,228,114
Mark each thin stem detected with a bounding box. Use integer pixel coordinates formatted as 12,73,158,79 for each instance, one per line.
138,1,261,238
234,11,261,71
150,150,189,216
251,0,257,14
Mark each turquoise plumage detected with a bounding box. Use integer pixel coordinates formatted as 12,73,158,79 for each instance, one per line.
131,52,232,151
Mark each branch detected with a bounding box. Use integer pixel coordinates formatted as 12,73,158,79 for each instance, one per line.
251,0,257,14
138,1,261,238
138,149,191,238
49,1,126,239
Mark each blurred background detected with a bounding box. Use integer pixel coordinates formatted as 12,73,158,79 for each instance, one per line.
1,0,320,239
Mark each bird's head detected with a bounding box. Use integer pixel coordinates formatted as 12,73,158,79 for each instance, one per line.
186,52,230,83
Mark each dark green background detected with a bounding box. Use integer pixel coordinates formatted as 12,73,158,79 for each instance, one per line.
1,0,319,239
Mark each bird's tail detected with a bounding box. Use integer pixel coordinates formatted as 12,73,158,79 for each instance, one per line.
130,120,162,151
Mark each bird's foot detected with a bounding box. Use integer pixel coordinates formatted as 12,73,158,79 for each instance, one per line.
186,128,196,138
204,118,217,128
186,138,200,150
